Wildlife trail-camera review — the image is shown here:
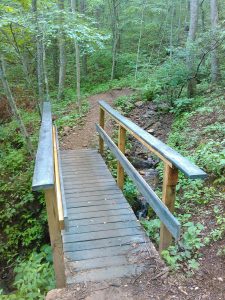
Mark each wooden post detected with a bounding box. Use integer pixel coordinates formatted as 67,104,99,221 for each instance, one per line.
45,188,66,288
159,163,178,254
117,125,126,189
99,107,105,155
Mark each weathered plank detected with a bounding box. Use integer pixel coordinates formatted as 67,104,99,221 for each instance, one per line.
68,208,134,220
96,124,181,240
32,102,54,191
99,100,207,179
64,220,140,234
66,196,127,208
63,227,143,243
67,213,137,227
64,243,145,261
67,202,129,213
67,255,129,271
67,264,145,284
65,191,124,202
63,235,145,252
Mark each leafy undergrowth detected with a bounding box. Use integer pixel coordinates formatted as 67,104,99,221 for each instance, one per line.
142,85,225,272
0,89,88,297
0,245,54,300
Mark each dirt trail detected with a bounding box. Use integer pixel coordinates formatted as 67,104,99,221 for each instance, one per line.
61,88,133,150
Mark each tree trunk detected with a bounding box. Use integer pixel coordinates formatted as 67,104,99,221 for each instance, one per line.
32,0,44,110
186,0,199,98
111,0,120,80
71,0,81,113
58,0,66,101
210,0,220,82
42,37,49,101
0,57,34,157
80,0,88,77
135,0,145,82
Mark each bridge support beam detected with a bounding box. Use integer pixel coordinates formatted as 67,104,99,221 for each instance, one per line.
99,107,105,155
159,164,178,254
117,125,126,190
45,188,66,288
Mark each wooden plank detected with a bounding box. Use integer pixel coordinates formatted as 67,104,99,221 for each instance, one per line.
99,107,105,154
64,220,140,234
67,264,145,284
66,196,127,207
63,172,112,179
62,171,113,178
45,188,66,288
61,149,98,155
67,255,129,271
65,186,122,195
96,124,181,240
64,181,117,189
32,102,54,191
63,235,145,252
65,191,124,202
67,202,129,213
63,178,115,186
99,101,207,179
63,227,143,243
68,213,137,227
52,126,64,230
65,243,145,261
117,125,126,189
159,164,178,253
56,131,68,231
64,183,118,193
68,208,133,220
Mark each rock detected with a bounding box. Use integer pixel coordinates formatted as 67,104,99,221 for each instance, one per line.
63,126,70,134
147,128,155,134
152,121,162,129
46,289,63,300
125,149,131,156
130,157,154,169
139,170,145,175
135,101,143,108
143,111,156,118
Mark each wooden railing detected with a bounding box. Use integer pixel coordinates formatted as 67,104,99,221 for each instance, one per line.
32,102,67,288
97,101,207,253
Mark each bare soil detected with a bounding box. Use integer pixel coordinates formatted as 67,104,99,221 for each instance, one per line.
54,89,225,300
61,88,134,150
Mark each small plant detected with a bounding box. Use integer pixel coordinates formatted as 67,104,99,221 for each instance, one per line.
141,218,161,244
0,246,55,299
161,222,204,271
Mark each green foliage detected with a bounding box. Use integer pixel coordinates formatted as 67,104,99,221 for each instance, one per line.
0,109,47,265
0,245,55,299
141,219,160,244
114,95,136,114
161,222,204,271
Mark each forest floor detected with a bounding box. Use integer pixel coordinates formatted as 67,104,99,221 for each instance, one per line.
49,88,225,300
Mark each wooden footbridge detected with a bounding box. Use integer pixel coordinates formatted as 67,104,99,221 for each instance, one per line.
32,101,207,288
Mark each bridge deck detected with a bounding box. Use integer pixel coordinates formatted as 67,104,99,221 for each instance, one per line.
60,149,156,284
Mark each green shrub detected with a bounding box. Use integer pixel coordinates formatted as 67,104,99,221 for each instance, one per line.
0,245,55,300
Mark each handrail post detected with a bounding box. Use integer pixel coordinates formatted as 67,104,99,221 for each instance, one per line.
159,163,178,254
99,107,105,155
45,188,66,288
117,125,126,189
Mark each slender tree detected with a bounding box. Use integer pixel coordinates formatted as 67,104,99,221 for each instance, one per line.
71,0,81,113
32,0,44,109
110,0,120,80
210,0,220,82
186,0,199,97
0,57,34,157
58,0,66,101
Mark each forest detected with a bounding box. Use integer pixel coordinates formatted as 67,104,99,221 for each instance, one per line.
0,0,224,299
